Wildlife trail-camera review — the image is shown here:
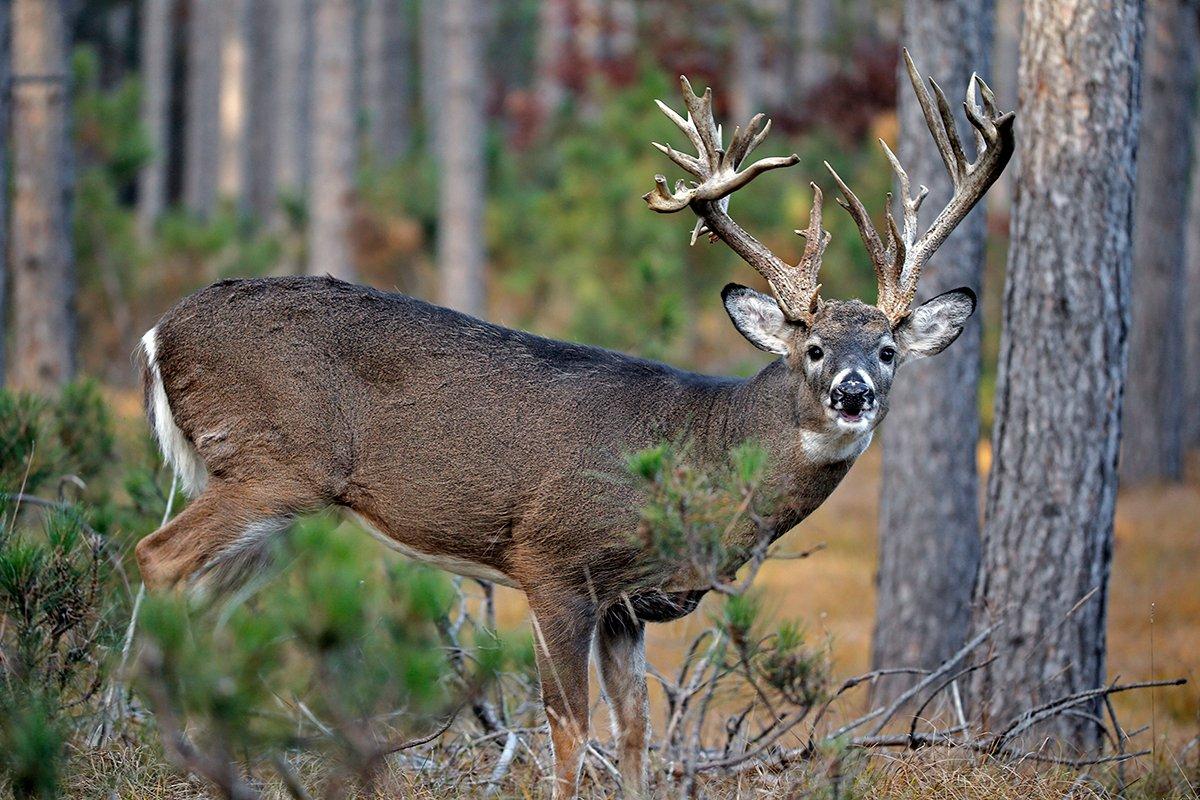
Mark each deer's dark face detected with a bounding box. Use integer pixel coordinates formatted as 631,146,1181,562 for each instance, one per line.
722,284,976,437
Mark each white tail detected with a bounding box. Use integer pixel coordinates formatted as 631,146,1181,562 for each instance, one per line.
140,327,207,497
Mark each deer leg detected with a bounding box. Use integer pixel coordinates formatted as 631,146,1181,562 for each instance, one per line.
135,480,311,592
596,602,649,798
528,593,596,800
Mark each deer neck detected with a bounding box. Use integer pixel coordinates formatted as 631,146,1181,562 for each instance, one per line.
693,359,868,540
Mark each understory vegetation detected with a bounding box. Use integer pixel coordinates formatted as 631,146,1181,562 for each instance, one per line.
0,385,1195,799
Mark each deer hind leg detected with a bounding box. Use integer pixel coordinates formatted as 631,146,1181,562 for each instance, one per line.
596,602,650,798
528,593,597,800
135,480,314,593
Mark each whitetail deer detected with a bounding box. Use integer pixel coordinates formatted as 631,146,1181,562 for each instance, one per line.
135,51,1013,798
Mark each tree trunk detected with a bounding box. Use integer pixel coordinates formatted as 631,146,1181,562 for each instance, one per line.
308,0,357,279
969,0,1143,747
418,0,444,156
137,0,172,238
870,1,992,702
1186,99,1200,453
363,0,412,165
795,0,833,100
244,0,276,218
10,0,75,393
216,0,247,206
1121,0,1199,485
728,11,762,130
437,0,486,315
0,1,9,386
183,0,220,215
272,0,311,215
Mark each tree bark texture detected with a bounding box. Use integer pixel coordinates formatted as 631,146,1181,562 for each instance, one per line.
272,0,311,210
10,0,75,393
0,0,10,386
1121,0,1199,484
970,0,1143,747
1186,98,1200,451
871,1,993,703
137,0,172,238
308,0,357,279
216,0,247,205
183,0,220,215
437,0,486,315
363,0,411,165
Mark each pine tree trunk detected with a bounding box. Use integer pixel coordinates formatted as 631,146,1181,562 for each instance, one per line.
0,0,10,386
871,0,992,702
437,0,486,315
10,0,75,393
272,0,311,213
363,0,412,164
216,0,247,206
418,0,444,156
137,0,172,238
1121,0,1199,484
184,0,220,215
1185,101,1200,452
308,0,357,279
969,0,1143,747
244,0,276,219
795,0,833,100
729,12,762,130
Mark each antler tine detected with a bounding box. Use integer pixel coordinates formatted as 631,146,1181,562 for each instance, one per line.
793,183,832,315
645,75,823,322
828,49,1015,324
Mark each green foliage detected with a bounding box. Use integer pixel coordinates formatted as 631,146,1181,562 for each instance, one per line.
136,518,515,785
628,440,772,584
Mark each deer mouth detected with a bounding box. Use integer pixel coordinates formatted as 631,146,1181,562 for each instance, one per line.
837,410,865,423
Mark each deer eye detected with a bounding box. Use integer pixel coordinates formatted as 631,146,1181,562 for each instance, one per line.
880,346,896,364
806,345,824,361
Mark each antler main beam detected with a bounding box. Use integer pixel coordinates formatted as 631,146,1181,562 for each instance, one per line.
644,76,828,323
827,49,1016,324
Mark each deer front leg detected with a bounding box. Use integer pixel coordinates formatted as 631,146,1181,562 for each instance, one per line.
596,602,649,798
528,593,596,800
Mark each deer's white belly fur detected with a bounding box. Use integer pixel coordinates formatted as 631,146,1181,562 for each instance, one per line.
347,511,519,588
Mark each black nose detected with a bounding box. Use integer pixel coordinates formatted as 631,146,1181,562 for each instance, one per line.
831,381,874,413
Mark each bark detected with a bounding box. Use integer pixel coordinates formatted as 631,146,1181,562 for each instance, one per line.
1186,99,1200,451
183,0,221,215
136,0,172,238
216,0,248,205
437,0,486,315
418,0,444,157
0,0,9,386
1121,0,1199,484
795,0,833,100
970,0,1143,747
244,0,276,218
871,0,992,703
308,0,357,279
272,0,311,210
728,10,762,130
363,0,412,164
10,0,75,393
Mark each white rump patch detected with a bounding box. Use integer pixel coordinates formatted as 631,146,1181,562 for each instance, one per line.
142,327,208,497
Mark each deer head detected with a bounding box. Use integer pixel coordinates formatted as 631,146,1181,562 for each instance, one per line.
645,50,1014,433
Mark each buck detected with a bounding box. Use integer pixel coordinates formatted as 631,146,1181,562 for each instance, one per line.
136,51,1013,798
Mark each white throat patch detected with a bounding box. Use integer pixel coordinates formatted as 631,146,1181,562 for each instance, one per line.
800,425,874,465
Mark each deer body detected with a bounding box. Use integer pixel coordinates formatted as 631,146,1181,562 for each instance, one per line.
137,51,1013,799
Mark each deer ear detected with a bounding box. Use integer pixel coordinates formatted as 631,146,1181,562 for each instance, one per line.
722,284,793,355
894,287,976,360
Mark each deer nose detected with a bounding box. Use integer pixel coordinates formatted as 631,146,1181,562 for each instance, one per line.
831,380,874,414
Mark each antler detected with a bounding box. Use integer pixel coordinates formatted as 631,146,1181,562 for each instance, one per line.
644,76,829,322
826,49,1016,324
